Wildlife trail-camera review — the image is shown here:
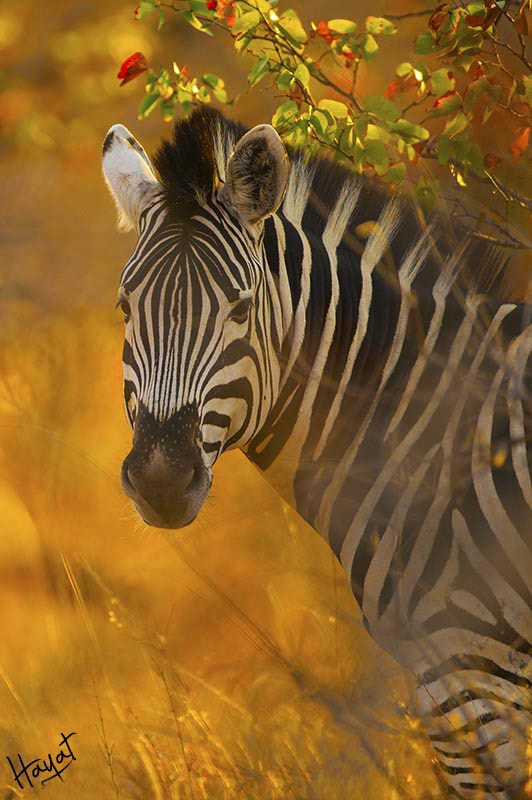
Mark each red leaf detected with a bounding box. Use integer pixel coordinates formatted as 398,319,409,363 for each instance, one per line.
385,74,418,99
509,124,531,161
429,3,450,35
342,46,356,68
117,52,148,86
432,89,458,108
216,0,233,18
316,20,334,43
207,0,217,9
484,152,501,170
469,8,499,29
465,14,487,27
467,60,485,80
385,79,400,99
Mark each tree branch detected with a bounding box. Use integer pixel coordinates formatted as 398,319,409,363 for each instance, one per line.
386,9,433,21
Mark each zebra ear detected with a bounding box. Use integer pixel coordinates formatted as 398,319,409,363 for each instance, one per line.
102,124,160,232
220,124,289,226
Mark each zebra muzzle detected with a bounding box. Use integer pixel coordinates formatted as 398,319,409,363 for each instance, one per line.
121,447,211,529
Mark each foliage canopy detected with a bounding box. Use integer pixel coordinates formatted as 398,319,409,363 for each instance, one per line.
124,0,532,250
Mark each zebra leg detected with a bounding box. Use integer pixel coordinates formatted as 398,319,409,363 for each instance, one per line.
415,663,532,799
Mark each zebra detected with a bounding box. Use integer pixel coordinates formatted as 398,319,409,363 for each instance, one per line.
102,106,532,799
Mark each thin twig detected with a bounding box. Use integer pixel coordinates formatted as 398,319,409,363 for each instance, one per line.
386,9,434,21
420,148,532,212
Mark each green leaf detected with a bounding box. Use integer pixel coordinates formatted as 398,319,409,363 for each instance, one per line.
189,0,212,13
463,76,501,114
252,0,274,12
361,33,379,59
180,10,214,34
452,53,476,73
283,120,309,147
213,86,227,103
415,176,439,212
426,91,462,119
415,32,437,54
234,32,253,53
135,0,156,21
203,72,224,89
310,109,332,137
272,100,299,129
482,105,495,124
382,162,407,183
328,18,357,34
455,30,483,53
339,124,357,156
396,62,413,77
437,135,453,165
277,9,307,47
387,119,429,141
362,95,399,122
276,69,294,90
177,87,192,105
138,91,160,119
430,68,455,97
294,63,310,88
413,62,429,81
318,98,349,118
443,110,469,139
463,141,484,174
364,139,390,174
248,56,270,88
354,114,368,139
161,98,175,122
366,123,391,143
231,10,260,35
365,16,397,35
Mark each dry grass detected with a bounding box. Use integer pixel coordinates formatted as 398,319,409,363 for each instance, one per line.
0,306,444,799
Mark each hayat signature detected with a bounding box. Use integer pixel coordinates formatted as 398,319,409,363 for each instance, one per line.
6,731,77,789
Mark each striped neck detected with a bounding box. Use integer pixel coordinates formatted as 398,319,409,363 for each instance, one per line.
246,194,403,517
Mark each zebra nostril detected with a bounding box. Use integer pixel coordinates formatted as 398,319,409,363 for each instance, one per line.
122,458,203,503
126,467,137,492
185,464,204,496
120,461,134,493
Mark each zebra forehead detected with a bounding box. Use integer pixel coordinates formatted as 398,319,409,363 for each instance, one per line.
120,220,252,299
153,106,246,212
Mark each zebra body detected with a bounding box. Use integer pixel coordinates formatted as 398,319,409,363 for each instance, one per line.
102,108,532,798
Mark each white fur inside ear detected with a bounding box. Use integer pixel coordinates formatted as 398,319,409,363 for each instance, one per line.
220,124,289,227
102,124,160,232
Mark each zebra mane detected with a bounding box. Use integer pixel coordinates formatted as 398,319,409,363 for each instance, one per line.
152,107,507,295
153,106,391,215
153,106,246,211
152,106,411,249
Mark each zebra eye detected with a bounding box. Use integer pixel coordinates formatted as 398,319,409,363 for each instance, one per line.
229,298,251,324
117,298,131,322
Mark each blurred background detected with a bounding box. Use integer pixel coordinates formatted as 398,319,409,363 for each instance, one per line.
1,1,529,797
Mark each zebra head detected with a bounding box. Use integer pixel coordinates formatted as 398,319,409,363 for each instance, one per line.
102,110,289,529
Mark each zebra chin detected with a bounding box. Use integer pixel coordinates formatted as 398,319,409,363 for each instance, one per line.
120,452,212,529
